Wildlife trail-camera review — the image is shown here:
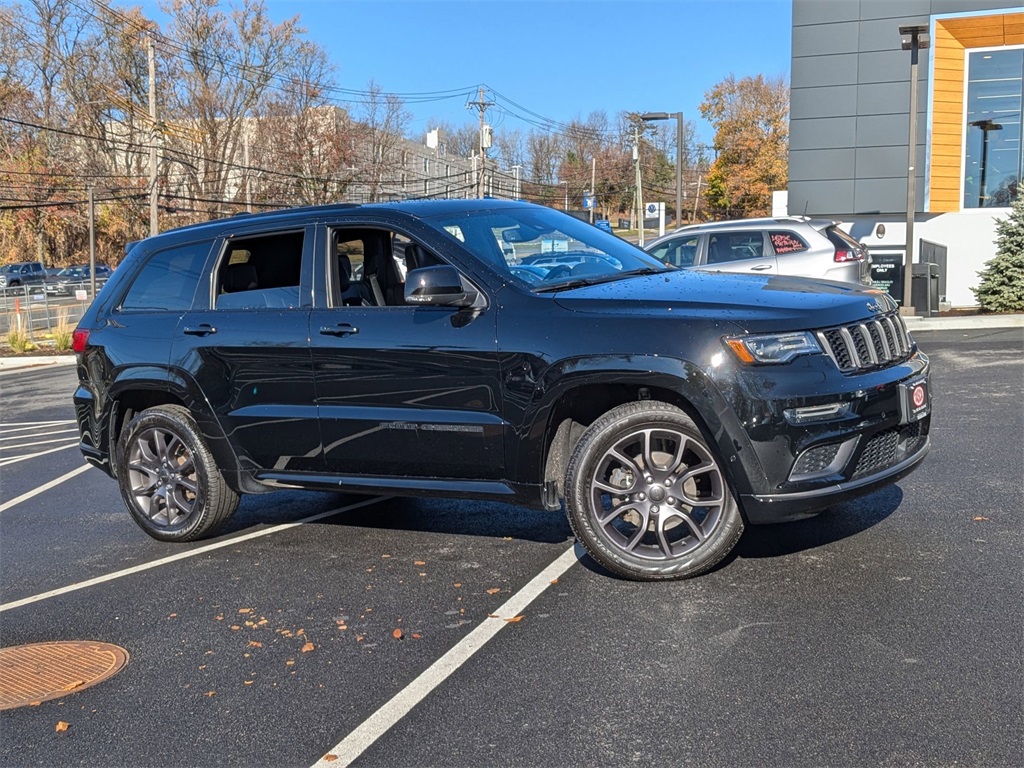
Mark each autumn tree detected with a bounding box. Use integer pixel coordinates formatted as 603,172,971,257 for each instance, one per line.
353,78,410,202
699,73,788,219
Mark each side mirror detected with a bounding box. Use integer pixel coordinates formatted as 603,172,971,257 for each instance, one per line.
404,265,475,307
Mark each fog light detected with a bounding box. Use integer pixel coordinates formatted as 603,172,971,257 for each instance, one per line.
784,403,850,425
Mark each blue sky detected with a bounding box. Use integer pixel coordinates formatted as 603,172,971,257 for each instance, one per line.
144,0,793,144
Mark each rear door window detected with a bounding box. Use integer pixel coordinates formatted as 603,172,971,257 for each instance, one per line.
706,232,766,264
214,230,305,310
768,231,809,254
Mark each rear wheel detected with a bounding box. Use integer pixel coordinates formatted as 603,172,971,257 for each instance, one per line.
564,401,744,581
116,405,238,542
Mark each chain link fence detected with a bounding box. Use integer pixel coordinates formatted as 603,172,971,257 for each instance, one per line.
1,284,94,339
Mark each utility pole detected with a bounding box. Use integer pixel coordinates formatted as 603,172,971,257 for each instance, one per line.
590,156,596,224
147,33,158,237
243,128,252,213
88,186,96,299
633,123,645,246
467,87,493,198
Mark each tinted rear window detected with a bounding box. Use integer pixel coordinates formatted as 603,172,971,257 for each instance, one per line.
825,226,861,252
121,242,210,312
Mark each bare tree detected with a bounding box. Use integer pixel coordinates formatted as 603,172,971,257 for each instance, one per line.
354,78,410,202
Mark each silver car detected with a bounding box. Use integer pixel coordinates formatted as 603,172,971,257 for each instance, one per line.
644,216,871,285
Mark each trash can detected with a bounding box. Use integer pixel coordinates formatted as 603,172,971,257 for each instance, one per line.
911,262,939,318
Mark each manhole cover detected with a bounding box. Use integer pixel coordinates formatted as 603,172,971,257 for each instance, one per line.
0,641,129,710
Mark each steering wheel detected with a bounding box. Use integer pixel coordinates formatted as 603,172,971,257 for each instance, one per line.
543,265,572,280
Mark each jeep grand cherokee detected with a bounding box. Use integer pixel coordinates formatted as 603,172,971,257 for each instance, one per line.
72,200,930,581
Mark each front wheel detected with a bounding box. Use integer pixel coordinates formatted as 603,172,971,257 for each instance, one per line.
564,401,744,581
116,405,239,542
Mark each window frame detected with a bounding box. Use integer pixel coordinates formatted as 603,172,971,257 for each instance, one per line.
207,225,314,312
116,238,215,314
960,43,1024,211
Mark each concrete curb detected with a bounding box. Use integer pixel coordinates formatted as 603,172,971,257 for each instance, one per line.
0,355,77,372
905,314,1024,331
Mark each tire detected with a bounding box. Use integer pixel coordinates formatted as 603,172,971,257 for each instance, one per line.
564,401,744,581
116,404,239,542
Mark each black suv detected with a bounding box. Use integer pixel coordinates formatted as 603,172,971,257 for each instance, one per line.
73,201,931,580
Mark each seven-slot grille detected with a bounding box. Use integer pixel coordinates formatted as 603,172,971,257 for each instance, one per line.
816,312,912,373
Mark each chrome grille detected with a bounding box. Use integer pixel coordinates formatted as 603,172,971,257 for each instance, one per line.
816,312,912,373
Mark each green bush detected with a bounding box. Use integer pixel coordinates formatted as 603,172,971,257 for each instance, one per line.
974,195,1024,312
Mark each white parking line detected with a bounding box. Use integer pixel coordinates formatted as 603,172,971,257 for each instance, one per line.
0,495,391,613
0,441,80,467
0,463,92,514
0,420,76,433
0,434,82,450
311,544,581,768
0,427,79,442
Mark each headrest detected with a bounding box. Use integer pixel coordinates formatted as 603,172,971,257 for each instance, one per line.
337,253,352,291
404,243,425,272
224,262,257,293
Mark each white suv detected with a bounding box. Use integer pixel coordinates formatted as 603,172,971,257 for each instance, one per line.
644,216,871,286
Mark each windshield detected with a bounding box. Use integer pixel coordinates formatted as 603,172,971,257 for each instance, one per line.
421,205,671,291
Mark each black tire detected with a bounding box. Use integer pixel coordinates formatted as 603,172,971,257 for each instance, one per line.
564,401,744,581
116,404,239,542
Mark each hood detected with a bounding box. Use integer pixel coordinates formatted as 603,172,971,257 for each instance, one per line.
551,270,893,332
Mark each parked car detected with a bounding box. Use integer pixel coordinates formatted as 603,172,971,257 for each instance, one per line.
644,216,871,285
72,200,929,581
0,261,48,289
45,264,113,296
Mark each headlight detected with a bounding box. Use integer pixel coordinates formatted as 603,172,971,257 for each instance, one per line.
724,332,821,365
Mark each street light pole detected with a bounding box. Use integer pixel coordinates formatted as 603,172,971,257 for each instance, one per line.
899,24,929,315
560,180,568,211
87,186,96,299
640,111,684,228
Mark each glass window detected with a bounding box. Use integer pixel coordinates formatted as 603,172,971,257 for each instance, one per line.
706,232,765,264
650,235,699,267
768,231,809,254
214,231,304,310
964,47,1023,208
121,241,209,312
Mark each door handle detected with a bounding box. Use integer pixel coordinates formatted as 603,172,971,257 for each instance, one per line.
750,265,773,271
320,323,359,337
182,324,217,336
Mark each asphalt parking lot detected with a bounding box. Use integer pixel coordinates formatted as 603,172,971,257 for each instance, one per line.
1,327,1022,767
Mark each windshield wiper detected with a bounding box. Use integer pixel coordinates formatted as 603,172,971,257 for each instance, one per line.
532,267,671,293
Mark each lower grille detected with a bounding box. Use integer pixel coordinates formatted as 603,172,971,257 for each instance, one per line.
852,421,925,480
792,443,842,476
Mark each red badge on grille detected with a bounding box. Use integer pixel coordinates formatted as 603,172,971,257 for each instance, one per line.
912,385,926,409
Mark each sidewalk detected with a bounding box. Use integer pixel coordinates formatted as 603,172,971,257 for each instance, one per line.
0,314,1019,373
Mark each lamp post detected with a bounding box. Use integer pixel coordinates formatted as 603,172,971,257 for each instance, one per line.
969,119,1003,207
640,111,684,228
560,180,568,210
899,24,929,315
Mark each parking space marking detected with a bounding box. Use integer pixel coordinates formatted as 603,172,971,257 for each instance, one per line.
0,426,79,442
0,420,76,433
0,441,80,467
0,434,81,450
0,495,390,613
0,463,92,514
312,543,581,768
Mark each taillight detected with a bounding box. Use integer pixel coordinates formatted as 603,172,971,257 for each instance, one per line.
834,249,864,263
71,328,90,353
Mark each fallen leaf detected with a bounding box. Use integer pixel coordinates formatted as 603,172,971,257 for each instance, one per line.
243,653,251,658
297,629,305,636
168,613,177,618
356,635,365,642
502,536,512,541
301,642,315,653
392,629,403,640
973,516,989,521
414,560,426,565
247,641,263,648
285,660,295,666
486,588,501,595
55,721,69,732
244,621,256,628
205,691,216,697
488,614,499,618
381,554,391,558
238,608,253,614
257,619,268,626
244,680,254,686
419,572,427,577
29,701,41,707
323,756,339,763
550,578,558,585
505,615,525,623
412,633,422,640
453,583,462,588
215,615,224,621
62,680,85,692
229,625,241,631
198,665,207,670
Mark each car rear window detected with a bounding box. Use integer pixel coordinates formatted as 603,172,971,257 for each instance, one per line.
121,242,210,312
824,226,861,251
768,231,809,254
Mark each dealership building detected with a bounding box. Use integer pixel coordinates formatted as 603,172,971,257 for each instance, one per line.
788,1,1022,308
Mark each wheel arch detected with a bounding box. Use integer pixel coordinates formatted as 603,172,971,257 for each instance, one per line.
520,355,762,507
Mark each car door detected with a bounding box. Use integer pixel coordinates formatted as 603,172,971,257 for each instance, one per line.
309,221,505,480
647,233,701,268
700,230,777,275
169,225,321,473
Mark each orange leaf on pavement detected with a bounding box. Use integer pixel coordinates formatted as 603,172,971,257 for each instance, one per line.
323,756,339,763
486,588,501,595
505,615,524,623
301,642,315,653
392,629,403,640
55,721,69,732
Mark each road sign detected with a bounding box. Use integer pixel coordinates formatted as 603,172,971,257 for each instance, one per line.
583,194,596,210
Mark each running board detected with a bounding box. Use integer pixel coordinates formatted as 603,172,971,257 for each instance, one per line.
255,471,517,500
